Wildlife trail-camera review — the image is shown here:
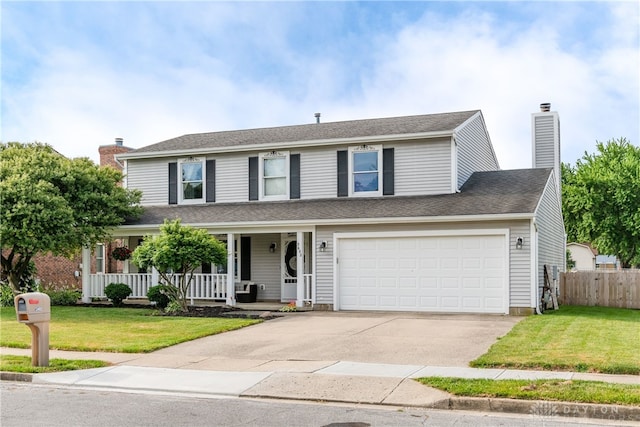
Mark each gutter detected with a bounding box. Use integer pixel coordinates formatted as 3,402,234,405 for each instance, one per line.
112,212,535,236
116,131,455,161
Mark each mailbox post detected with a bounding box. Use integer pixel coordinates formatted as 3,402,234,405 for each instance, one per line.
14,292,51,367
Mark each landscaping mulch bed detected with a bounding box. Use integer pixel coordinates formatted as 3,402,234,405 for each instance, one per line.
80,302,283,320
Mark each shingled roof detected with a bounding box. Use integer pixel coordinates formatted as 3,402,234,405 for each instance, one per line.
124,168,552,227
128,110,479,155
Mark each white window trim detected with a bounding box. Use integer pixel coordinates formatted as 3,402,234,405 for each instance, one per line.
178,157,205,205
348,144,382,197
95,244,105,274
259,151,290,201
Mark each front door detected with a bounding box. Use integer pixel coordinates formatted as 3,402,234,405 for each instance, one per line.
281,236,298,302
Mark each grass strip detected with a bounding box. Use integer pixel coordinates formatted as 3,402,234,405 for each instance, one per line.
0,355,110,373
470,305,640,375
418,377,640,406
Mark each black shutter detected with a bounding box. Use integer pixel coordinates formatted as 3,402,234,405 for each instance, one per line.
337,150,348,197
201,262,212,274
290,153,300,199
248,157,258,201
168,162,178,205
206,159,216,202
383,148,394,195
240,236,251,281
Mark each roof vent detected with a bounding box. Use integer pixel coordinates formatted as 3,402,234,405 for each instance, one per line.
314,112,321,124
115,137,124,146
540,103,551,112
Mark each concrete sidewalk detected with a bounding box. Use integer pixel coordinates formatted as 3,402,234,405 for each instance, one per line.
2,346,639,422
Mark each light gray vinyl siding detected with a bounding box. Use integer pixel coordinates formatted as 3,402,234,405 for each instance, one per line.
299,148,336,199
533,115,556,168
508,221,534,307
533,113,561,192
248,233,281,301
534,173,566,298
456,113,499,188
392,138,451,195
126,158,170,206
316,220,533,309
216,155,247,203
315,228,336,304
125,137,457,205
298,139,452,199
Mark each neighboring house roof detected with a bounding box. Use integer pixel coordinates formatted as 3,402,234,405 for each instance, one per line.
596,255,618,264
567,242,598,256
124,110,480,156
123,168,552,228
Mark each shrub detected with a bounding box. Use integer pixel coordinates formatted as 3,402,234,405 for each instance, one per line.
104,283,132,306
147,285,172,310
43,286,81,306
0,282,14,307
164,300,182,314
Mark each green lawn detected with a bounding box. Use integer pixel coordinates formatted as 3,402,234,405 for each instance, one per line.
418,377,640,406
471,305,640,374
0,306,260,353
0,355,110,373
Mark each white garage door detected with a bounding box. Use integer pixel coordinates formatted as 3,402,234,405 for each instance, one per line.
338,233,507,313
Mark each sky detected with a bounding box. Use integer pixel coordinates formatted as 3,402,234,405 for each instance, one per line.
2,1,638,170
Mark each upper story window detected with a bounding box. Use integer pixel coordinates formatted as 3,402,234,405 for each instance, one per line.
259,151,289,200
349,145,382,196
179,158,204,204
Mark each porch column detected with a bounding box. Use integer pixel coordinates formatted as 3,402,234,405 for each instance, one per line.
226,233,236,306
296,231,304,308
151,267,159,286
81,246,91,303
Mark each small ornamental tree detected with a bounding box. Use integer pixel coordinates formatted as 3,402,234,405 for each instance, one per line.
131,219,227,312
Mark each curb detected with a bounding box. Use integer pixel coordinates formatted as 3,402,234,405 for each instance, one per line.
0,372,33,382
449,396,640,421
2,372,638,422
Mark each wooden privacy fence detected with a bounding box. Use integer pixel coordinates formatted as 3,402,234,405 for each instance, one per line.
560,271,640,309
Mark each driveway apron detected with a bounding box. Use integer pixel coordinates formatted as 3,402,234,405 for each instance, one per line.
150,312,522,367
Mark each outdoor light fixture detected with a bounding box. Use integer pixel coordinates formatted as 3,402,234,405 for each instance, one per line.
319,241,328,252
269,242,277,253
515,237,524,250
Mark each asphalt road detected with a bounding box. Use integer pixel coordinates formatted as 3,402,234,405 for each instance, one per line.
1,382,636,427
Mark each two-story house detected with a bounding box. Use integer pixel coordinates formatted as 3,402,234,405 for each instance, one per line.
83,104,565,315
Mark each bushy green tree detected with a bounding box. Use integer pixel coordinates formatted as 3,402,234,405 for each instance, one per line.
1,143,143,293
562,138,640,268
132,219,227,312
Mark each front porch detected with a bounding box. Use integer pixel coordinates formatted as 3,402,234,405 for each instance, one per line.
83,230,317,308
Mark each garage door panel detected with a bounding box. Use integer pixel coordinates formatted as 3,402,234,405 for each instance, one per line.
441,278,460,288
338,234,507,314
399,279,417,289
462,278,481,288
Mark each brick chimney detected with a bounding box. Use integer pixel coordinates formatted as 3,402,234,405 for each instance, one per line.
99,137,132,171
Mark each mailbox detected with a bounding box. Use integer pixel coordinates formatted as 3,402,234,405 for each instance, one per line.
15,292,50,323
14,292,50,367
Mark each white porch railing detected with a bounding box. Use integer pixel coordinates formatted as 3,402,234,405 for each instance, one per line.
89,273,314,304
89,274,228,303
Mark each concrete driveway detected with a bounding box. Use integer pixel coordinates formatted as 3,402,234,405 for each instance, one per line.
148,312,522,369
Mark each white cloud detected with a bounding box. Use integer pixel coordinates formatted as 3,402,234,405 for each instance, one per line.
1,2,637,169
